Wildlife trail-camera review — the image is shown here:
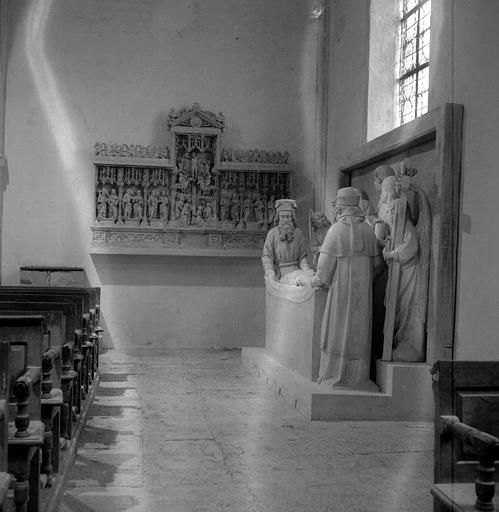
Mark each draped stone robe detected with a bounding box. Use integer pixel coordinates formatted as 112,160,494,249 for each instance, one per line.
315,211,379,390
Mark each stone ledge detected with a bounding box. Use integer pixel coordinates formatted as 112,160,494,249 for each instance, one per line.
90,225,266,257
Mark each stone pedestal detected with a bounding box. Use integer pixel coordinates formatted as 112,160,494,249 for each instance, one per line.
264,279,327,381
242,348,434,421
242,278,434,421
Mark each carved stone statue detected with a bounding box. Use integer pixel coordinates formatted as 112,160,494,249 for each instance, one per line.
243,196,253,223
97,189,108,220
203,200,214,221
174,193,184,220
359,190,378,228
266,195,276,226
122,189,133,220
108,189,119,221
376,174,431,362
176,162,191,191
309,211,331,271
311,187,380,390
220,191,230,221
159,191,170,221
148,190,159,220
261,199,311,282
133,190,144,220
231,196,241,227
193,203,204,226
254,196,265,228
179,201,192,227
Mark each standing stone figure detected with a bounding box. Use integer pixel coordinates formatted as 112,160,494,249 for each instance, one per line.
266,195,276,226
159,191,170,221
133,190,144,220
261,199,310,282
376,175,431,362
179,200,192,227
231,196,241,227
122,188,133,220
148,190,160,220
96,189,108,220
311,187,380,390
254,195,265,228
309,211,331,271
203,200,214,221
108,189,119,221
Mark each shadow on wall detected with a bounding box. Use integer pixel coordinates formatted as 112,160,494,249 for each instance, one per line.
91,254,265,288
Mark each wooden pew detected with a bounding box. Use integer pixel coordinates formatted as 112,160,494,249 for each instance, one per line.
1,315,45,512
431,360,499,511
0,302,78,442
0,310,64,488
0,287,101,393
0,341,12,511
0,291,90,414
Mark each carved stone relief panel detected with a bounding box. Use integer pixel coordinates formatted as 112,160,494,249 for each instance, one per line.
91,103,292,256
339,103,464,364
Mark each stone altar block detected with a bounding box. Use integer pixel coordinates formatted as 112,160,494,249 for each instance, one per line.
264,278,327,382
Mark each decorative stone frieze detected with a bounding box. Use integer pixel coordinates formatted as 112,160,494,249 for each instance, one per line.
91,103,292,256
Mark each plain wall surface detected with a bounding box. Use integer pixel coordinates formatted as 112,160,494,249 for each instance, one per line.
2,0,320,348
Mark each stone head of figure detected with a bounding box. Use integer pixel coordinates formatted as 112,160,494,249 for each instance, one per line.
380,175,399,203
275,199,297,241
373,164,395,191
334,187,362,216
310,212,331,231
275,199,297,225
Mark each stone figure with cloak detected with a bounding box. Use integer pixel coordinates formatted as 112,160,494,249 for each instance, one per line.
261,199,311,283
311,187,380,390
309,211,331,271
376,173,431,362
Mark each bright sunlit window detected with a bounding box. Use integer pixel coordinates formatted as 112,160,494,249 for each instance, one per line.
398,0,431,125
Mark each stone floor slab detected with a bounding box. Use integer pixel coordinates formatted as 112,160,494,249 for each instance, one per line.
61,348,434,512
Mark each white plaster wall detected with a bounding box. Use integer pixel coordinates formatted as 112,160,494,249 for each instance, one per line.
434,1,499,360
325,0,370,216
3,0,319,349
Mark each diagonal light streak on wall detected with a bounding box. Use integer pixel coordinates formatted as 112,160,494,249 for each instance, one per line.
25,0,92,257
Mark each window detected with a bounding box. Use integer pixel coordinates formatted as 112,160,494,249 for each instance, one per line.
398,0,431,125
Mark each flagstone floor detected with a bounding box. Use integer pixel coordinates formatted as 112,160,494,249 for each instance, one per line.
60,348,434,512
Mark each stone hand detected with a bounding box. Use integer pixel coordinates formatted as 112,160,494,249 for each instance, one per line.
311,275,322,288
264,270,277,281
382,248,395,261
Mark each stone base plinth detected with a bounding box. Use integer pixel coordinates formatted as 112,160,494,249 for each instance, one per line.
265,279,327,381
241,347,434,421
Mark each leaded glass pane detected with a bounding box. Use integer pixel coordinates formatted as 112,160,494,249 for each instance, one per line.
402,0,420,16
400,75,417,123
398,0,431,125
416,66,429,117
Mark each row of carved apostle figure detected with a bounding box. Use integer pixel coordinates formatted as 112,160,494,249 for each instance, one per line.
262,164,431,391
96,187,170,222
97,185,288,228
